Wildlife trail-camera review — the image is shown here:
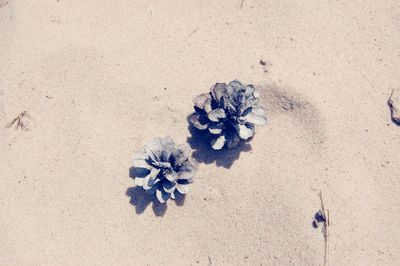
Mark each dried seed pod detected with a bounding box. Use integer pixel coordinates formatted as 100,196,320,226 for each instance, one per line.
132,137,196,203
190,80,267,149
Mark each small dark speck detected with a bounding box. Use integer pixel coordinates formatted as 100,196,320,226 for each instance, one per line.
259,59,266,66
312,220,318,228
164,88,167,91
46,95,53,99
18,181,21,184
365,129,368,132
244,256,249,259
24,176,26,179
387,123,390,126
289,37,294,41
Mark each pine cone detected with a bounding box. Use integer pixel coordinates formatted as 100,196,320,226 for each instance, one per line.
132,137,196,203
189,80,267,149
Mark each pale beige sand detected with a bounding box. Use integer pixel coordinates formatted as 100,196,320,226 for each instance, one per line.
1,0,400,265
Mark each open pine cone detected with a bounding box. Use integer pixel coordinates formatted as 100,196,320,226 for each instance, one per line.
132,137,196,203
189,80,267,149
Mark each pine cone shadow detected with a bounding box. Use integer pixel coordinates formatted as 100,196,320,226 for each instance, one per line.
186,116,252,169
126,168,186,216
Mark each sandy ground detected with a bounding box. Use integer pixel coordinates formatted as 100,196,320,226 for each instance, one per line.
1,0,400,265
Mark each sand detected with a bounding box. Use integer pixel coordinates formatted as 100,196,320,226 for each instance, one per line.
1,0,400,265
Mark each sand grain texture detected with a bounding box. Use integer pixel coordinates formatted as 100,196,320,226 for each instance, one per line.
1,0,400,265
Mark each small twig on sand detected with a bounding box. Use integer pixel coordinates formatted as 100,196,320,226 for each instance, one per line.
240,0,245,9
389,89,394,99
188,27,199,38
319,191,329,266
6,111,30,131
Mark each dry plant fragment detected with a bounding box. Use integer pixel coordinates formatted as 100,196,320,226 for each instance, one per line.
313,191,329,266
388,89,400,125
6,111,30,131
